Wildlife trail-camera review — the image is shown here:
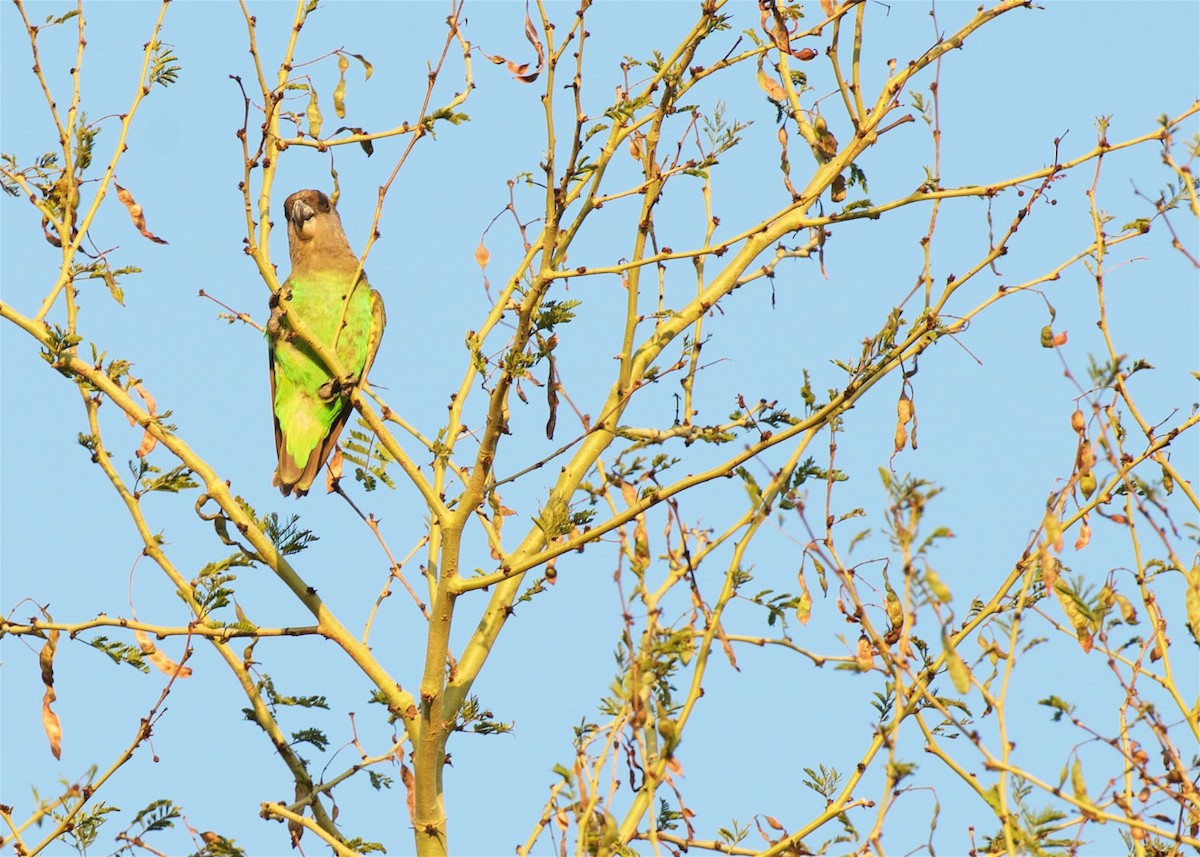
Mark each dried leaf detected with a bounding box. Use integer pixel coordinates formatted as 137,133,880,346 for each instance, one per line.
335,125,373,156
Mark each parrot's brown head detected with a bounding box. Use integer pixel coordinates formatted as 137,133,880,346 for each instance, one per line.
282,189,356,275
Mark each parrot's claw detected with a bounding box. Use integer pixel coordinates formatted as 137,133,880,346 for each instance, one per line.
317,372,360,402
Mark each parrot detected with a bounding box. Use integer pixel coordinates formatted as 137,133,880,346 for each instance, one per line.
268,189,385,496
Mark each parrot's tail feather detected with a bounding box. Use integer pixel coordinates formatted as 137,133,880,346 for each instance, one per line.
274,404,353,498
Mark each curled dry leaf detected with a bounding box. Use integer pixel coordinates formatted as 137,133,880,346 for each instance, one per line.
135,628,193,678
114,182,168,244
335,126,374,157
346,52,374,79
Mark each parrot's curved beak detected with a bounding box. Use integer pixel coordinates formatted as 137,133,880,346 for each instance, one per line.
289,199,315,232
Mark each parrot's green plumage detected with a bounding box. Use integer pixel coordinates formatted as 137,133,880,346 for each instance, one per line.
269,189,385,496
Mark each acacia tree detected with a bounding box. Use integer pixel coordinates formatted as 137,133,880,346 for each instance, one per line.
1,1,1198,855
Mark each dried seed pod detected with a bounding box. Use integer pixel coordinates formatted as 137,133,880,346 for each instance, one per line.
855,634,874,671
306,89,323,138
942,630,971,694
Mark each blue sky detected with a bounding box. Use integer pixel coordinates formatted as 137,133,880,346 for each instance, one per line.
2,2,1198,855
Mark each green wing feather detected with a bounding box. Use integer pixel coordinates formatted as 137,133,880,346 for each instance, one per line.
270,273,380,496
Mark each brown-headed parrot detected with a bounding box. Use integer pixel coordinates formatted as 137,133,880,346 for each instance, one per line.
268,189,384,496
